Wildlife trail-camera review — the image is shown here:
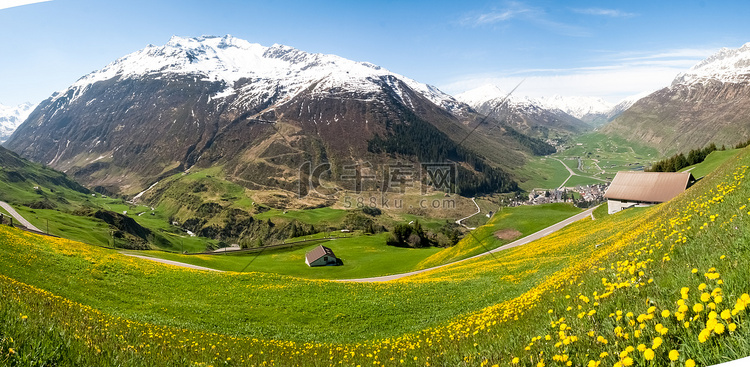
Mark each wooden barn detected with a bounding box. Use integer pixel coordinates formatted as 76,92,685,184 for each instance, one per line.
604,171,695,214
305,245,341,267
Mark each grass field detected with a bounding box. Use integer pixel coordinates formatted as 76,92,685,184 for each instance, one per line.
132,232,443,279
2,147,750,366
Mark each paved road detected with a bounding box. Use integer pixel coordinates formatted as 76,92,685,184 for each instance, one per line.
121,253,223,272
0,201,42,232
337,206,598,283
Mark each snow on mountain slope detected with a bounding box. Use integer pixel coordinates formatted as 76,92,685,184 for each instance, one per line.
0,102,35,143
606,91,653,120
57,35,462,113
673,42,750,85
455,84,590,137
454,84,538,108
537,95,613,120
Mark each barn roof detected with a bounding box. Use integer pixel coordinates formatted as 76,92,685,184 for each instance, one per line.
604,171,694,203
305,245,336,263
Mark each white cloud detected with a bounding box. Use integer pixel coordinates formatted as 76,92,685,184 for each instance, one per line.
460,2,589,37
440,49,717,103
0,0,52,11
572,8,637,18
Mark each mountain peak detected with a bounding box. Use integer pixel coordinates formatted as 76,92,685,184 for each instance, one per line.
54,35,459,113
0,102,36,143
673,42,750,85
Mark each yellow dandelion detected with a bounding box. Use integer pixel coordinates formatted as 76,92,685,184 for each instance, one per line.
686,360,696,367
643,348,655,361
652,337,663,349
669,350,679,361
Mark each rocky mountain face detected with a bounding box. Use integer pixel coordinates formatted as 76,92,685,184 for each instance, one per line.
603,43,750,154
456,85,591,140
0,102,35,143
6,36,547,198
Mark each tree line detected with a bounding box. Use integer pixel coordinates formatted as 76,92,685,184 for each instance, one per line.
646,143,721,172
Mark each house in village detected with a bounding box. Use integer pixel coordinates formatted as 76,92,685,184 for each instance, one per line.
604,171,695,214
305,245,342,267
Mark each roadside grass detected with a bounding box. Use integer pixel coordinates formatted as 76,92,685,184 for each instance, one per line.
133,232,443,279
2,148,750,366
416,202,583,268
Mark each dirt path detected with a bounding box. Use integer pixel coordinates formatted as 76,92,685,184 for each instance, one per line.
121,253,223,272
337,206,598,282
456,197,481,229
0,201,42,232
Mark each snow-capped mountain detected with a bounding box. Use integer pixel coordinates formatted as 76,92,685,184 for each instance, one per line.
8,36,540,196
56,35,463,115
0,102,35,143
456,85,591,138
537,95,613,120
605,91,652,121
672,42,750,86
603,42,750,154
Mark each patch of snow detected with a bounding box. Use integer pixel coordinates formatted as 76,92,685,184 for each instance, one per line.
131,181,160,202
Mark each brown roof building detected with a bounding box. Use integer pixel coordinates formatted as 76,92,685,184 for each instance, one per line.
305,245,341,267
604,171,695,214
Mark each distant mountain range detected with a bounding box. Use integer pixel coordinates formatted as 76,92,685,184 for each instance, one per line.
0,102,35,143
5,35,550,199
455,86,647,137
603,43,750,154
455,85,591,139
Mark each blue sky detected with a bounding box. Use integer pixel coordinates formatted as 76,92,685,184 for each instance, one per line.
1,0,749,106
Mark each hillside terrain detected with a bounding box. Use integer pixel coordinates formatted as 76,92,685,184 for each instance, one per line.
1,141,749,366
604,43,750,154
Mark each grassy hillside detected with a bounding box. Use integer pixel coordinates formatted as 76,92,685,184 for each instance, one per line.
680,148,742,178
1,147,750,366
417,202,583,268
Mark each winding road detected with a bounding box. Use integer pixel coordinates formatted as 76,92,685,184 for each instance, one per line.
121,253,223,272
0,201,42,232
554,158,607,189
337,205,598,282
455,197,481,229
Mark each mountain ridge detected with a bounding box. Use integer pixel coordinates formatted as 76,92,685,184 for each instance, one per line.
6,35,546,201
602,42,750,154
